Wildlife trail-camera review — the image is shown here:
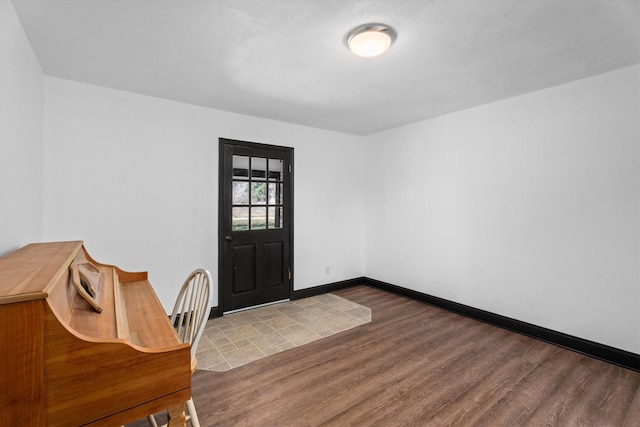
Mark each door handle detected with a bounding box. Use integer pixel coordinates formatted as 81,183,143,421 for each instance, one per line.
225,235,233,241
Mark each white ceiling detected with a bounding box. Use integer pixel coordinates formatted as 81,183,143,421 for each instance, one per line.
11,0,640,135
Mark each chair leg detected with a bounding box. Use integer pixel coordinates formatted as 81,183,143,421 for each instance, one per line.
186,397,200,427
147,414,159,427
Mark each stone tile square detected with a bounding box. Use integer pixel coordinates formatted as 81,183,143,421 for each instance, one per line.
216,321,236,332
298,306,329,320
253,312,280,320
263,315,298,330
250,305,282,318
348,306,372,319
222,324,261,343
196,335,214,352
276,303,304,315
195,349,227,369
204,328,227,341
313,293,338,304
216,342,237,354
212,337,231,347
251,322,276,334
226,312,261,327
234,339,253,348
287,312,309,324
293,298,318,307
262,346,283,356
207,317,233,329
280,323,306,334
251,331,288,350
223,343,265,368
277,342,296,351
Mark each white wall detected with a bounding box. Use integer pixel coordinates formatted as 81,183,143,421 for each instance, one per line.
364,65,639,353
0,0,44,256
44,77,365,311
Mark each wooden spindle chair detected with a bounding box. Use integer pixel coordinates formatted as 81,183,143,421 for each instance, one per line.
147,268,212,427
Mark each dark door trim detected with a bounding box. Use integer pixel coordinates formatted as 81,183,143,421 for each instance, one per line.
217,138,294,315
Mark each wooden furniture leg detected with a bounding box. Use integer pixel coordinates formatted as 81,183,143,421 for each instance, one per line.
166,404,186,427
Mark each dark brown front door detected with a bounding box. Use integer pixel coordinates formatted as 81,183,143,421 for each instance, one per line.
219,138,293,313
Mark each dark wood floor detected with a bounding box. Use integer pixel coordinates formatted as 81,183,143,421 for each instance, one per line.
131,285,640,426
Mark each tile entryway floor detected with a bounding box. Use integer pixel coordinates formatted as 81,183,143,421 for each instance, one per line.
195,293,371,372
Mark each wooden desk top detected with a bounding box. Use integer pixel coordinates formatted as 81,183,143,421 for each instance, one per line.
0,241,82,304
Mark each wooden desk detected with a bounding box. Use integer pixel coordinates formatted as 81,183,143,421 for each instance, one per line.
0,241,191,426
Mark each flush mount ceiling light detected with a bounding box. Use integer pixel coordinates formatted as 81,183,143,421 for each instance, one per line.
345,23,397,58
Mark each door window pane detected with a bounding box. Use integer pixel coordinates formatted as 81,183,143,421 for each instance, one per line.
232,207,249,231
268,183,278,204
251,182,267,205
268,159,283,181
233,155,249,178
268,206,283,229
269,183,276,205
251,157,267,180
251,207,266,230
232,181,249,205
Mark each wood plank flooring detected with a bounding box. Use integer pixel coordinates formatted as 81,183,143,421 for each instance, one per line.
129,286,640,426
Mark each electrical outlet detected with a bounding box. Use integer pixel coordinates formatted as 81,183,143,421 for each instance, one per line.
325,265,331,275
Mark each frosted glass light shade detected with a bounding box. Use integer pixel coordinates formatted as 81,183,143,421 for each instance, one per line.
345,24,397,58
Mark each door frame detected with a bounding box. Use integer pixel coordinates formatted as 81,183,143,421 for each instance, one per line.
217,138,294,316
